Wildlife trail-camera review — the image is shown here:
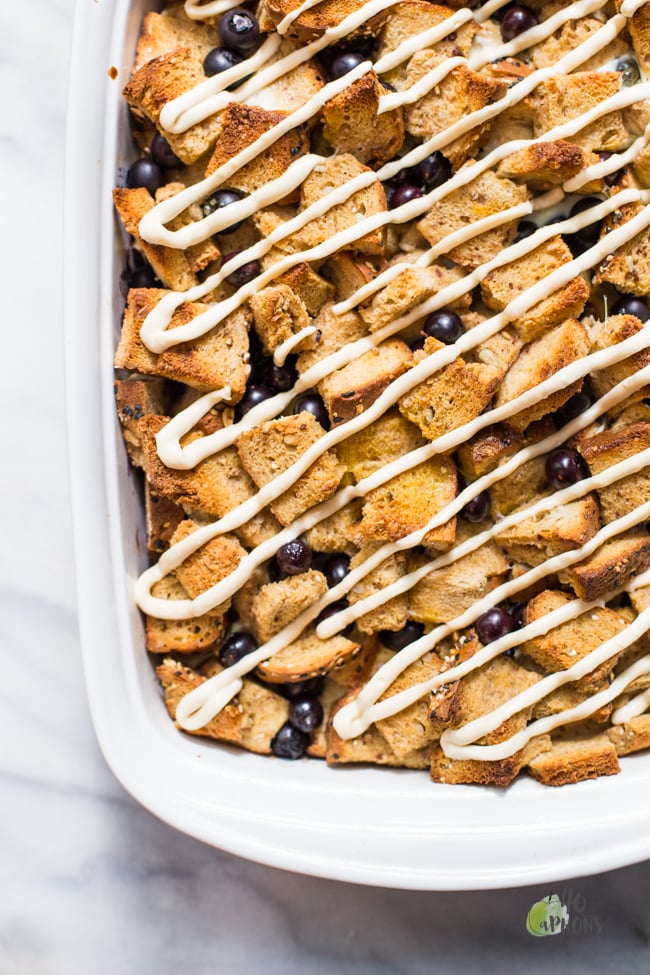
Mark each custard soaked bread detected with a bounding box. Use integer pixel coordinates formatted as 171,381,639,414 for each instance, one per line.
115,0,650,784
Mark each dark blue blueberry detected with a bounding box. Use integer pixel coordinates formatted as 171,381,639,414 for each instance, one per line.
379,621,425,652
219,630,258,667
418,151,451,190
271,722,310,759
554,383,594,426
126,157,164,195
423,310,464,344
150,133,181,169
612,295,650,322
330,51,366,80
201,188,246,233
598,152,624,188
128,266,158,288
461,490,491,523
514,219,537,243
509,602,527,630
218,9,260,53
293,392,330,429
122,249,158,293
500,5,538,41
279,676,325,699
268,358,297,391
221,252,260,287
389,183,423,209
616,56,641,87
545,448,589,489
316,599,349,625
564,197,603,257
275,539,312,576
288,695,324,733
203,46,245,78
234,384,275,420
385,165,419,188
323,553,350,588
476,607,515,645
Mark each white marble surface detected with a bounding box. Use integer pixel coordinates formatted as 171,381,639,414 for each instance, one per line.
4,1,650,971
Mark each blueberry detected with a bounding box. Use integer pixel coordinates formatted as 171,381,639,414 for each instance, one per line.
150,133,181,169
128,266,158,288
423,310,464,345
418,151,451,190
122,249,158,292
203,46,245,78
246,329,268,383
271,722,310,759
509,602,527,630
330,51,366,80
612,295,650,322
323,553,350,588
316,599,349,625
545,448,590,489
598,152,624,188
513,220,537,244
222,253,260,287
268,358,297,391
379,621,425,652
293,393,330,430
389,183,423,209
234,384,275,420
275,539,312,576
554,383,594,426
219,630,258,667
565,197,603,256
126,158,164,195
218,9,260,54
280,676,325,699
461,490,491,523
500,6,538,41
201,188,245,232
288,695,324,733
385,165,419,189
616,55,641,87
476,607,515,645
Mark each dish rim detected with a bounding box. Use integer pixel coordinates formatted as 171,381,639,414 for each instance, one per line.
63,0,650,890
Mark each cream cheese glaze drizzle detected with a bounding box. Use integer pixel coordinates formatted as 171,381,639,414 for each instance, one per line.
127,0,650,752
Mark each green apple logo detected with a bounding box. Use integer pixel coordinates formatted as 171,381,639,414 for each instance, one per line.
526,894,570,936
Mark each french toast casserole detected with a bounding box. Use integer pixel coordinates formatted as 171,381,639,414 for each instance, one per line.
113,0,650,786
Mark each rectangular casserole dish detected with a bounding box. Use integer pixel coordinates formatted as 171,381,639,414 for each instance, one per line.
64,0,650,889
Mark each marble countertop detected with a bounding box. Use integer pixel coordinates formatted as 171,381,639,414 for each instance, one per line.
4,1,650,971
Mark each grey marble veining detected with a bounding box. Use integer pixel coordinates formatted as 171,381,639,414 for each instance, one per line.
3,2,650,972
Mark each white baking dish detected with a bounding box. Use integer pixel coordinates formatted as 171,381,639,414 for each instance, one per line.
64,0,650,889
